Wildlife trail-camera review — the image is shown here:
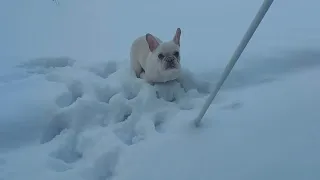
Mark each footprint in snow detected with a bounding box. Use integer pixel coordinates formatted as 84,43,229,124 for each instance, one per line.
88,149,120,180
46,157,72,172
154,111,167,133
41,98,110,144
94,85,118,104
49,131,82,164
113,124,137,146
111,103,132,124
154,80,186,102
221,101,243,110
55,80,84,108
94,79,141,104
89,61,118,79
40,110,70,144
17,56,76,74
121,81,141,100
112,107,140,146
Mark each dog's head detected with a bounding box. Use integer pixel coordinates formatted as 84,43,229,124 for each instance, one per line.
145,28,181,80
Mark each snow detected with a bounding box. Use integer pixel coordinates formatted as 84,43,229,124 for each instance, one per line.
115,68,320,180
1,0,320,180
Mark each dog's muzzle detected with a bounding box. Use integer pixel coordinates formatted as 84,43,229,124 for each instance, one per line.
164,56,177,69
165,56,175,63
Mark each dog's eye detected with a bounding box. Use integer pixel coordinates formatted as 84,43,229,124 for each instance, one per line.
158,53,165,60
173,51,179,58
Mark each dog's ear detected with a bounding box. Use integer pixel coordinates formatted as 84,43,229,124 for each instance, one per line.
173,28,181,46
146,33,159,52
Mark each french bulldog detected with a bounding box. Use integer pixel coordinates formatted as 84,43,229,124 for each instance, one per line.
130,28,182,83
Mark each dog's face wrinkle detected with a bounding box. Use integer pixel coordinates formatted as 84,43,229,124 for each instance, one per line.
152,41,181,72
158,51,180,62
164,56,175,62
163,55,179,70
157,53,178,69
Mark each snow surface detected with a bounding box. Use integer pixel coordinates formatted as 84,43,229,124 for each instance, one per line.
1,0,320,179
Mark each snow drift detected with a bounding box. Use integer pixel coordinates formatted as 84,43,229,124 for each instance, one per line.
0,54,319,180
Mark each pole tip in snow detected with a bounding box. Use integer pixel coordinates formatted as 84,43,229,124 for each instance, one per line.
194,117,202,128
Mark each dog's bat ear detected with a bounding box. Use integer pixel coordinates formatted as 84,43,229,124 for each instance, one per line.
146,33,160,52
173,28,181,46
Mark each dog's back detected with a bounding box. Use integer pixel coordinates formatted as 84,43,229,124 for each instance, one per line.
130,35,162,78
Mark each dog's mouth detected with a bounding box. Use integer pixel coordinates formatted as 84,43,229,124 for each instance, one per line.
165,62,177,69
163,56,179,70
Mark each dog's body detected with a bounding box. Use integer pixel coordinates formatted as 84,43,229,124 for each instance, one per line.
130,28,182,83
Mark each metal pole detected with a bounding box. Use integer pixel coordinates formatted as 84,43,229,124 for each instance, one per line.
194,0,275,127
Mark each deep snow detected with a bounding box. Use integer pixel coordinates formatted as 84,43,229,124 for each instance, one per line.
1,0,320,179
1,55,320,180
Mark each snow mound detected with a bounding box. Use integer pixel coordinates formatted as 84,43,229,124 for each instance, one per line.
1,56,319,180
17,56,76,74
1,57,218,180
38,58,214,147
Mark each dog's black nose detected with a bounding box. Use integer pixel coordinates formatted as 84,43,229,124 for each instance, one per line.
165,56,175,63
